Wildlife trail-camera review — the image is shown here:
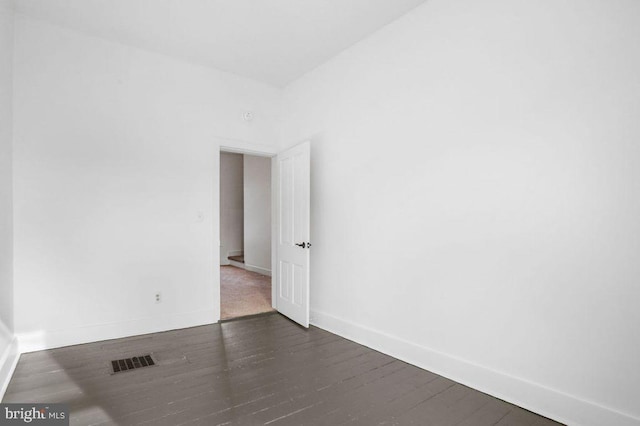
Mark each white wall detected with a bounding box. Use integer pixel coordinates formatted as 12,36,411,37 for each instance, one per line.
12,16,281,352
0,0,13,333
281,1,640,425
220,152,244,265
6,2,640,424
0,0,19,400
243,155,271,275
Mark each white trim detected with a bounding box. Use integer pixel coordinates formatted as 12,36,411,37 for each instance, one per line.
213,148,221,322
244,264,271,277
310,309,640,426
0,338,19,402
17,309,216,353
225,259,271,277
271,156,277,310
215,136,277,158
228,259,246,269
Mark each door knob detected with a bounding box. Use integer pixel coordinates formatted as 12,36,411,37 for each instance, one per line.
295,242,310,249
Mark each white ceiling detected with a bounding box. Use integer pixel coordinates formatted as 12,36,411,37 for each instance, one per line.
15,0,427,87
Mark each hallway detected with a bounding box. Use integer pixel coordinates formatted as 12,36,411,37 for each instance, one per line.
220,265,274,320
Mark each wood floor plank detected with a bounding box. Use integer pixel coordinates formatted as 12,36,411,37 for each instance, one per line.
2,314,564,426
454,398,513,426
126,345,387,425
227,356,400,425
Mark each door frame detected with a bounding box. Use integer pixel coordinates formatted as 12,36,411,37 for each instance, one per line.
214,137,278,322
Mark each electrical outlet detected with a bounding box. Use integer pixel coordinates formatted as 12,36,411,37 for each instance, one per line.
155,292,161,303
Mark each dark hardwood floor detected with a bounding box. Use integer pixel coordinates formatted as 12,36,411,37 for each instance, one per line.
3,314,562,425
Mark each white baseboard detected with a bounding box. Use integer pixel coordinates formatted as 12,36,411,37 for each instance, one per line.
310,309,640,426
226,260,271,276
228,259,245,269
221,249,243,266
244,264,271,277
17,309,217,353
0,336,20,402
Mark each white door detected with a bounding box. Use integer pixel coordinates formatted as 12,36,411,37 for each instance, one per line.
275,141,311,327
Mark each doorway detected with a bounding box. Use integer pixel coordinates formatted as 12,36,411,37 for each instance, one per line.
219,151,274,320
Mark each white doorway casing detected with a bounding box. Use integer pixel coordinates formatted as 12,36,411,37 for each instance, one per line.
215,138,311,327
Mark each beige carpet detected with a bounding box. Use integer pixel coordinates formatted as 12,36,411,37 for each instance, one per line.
220,265,274,320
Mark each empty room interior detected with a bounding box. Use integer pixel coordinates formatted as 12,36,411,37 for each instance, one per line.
0,1,639,425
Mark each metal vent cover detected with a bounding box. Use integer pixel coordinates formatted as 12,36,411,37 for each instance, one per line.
111,354,155,374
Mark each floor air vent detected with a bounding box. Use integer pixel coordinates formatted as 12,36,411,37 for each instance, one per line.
111,354,155,374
